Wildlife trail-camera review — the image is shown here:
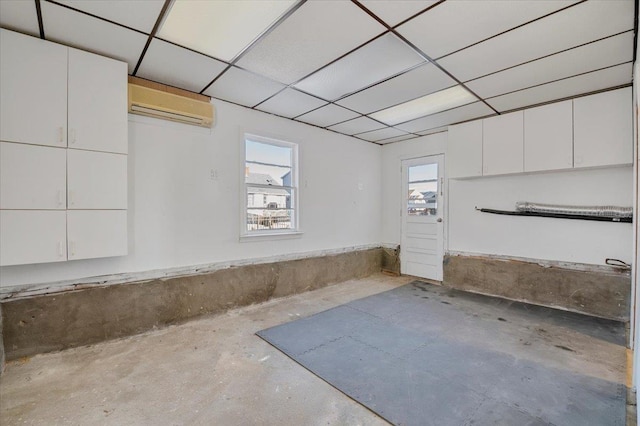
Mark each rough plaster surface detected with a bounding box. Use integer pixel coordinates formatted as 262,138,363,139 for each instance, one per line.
443,254,631,321
1,248,382,360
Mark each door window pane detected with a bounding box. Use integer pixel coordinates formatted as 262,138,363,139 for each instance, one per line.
407,163,438,216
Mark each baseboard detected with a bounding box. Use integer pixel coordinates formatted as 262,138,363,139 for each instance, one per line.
1,247,383,361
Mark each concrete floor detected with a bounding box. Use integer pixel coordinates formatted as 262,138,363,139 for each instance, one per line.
0,274,627,425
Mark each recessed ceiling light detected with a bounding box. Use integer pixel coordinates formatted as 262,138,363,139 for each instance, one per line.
369,85,477,125
158,0,296,62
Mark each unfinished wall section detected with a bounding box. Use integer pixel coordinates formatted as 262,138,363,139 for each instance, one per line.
443,253,630,321
1,247,382,360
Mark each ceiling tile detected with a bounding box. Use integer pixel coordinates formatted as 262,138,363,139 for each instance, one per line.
466,31,633,98
327,116,385,135
359,0,438,27
466,32,633,99
41,2,148,73
437,0,634,82
256,88,326,119
296,104,359,128
56,0,165,33
236,1,385,84
336,62,455,114
294,33,424,100
137,39,226,93
397,0,577,59
204,66,285,107
355,127,409,142
0,0,39,37
376,134,419,144
485,63,632,113
395,102,495,133
158,0,296,62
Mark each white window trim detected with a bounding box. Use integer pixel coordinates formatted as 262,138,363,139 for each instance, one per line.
240,132,301,240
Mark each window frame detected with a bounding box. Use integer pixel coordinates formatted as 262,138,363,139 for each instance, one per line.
240,132,301,240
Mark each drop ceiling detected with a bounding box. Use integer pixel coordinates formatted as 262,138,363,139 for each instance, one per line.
0,0,635,145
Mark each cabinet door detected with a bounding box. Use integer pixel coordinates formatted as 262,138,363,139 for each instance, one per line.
1,143,67,209
68,48,128,154
0,210,67,266
0,29,67,147
482,111,524,176
447,120,483,178
67,210,127,260
67,149,127,209
574,87,632,168
524,100,573,172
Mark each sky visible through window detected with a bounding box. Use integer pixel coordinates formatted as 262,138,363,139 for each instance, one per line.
246,139,292,186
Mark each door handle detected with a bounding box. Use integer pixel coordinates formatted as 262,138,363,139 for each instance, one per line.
437,218,443,223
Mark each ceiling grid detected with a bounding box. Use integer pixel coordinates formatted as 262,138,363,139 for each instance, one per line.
0,0,633,145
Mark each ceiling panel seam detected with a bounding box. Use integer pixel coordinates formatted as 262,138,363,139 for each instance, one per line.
132,0,173,76
34,0,44,39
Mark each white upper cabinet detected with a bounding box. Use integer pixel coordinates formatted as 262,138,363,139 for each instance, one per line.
68,48,128,154
482,111,524,176
0,29,67,147
524,100,573,172
0,142,66,209
574,87,632,168
67,149,127,210
447,120,483,179
0,210,67,266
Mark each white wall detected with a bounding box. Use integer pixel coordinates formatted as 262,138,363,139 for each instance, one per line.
381,132,447,244
449,167,633,265
0,100,382,291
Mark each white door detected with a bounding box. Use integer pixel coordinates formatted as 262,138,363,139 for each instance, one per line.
67,149,128,209
401,155,444,281
0,210,67,266
67,210,127,260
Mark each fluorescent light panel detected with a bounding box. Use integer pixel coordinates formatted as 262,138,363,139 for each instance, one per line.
158,0,296,62
369,85,477,125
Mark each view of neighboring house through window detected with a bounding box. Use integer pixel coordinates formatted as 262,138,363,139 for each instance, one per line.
244,134,297,234
407,163,438,216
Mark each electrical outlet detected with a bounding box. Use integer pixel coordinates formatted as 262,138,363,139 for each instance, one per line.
210,169,219,180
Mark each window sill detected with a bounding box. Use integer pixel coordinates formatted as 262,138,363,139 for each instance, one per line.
239,230,303,242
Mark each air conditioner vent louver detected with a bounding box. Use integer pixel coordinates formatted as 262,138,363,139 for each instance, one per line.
128,83,214,128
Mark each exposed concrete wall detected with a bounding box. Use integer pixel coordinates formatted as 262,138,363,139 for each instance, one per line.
1,248,382,360
0,303,4,375
381,245,400,274
443,254,630,321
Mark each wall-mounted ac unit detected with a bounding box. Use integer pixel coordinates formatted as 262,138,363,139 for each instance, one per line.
128,83,214,128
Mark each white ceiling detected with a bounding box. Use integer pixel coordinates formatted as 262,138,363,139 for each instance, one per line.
0,0,635,145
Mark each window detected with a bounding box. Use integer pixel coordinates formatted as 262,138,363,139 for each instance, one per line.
407,163,438,216
243,134,298,235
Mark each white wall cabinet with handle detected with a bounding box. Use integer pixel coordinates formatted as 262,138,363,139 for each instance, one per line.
0,29,67,148
68,48,128,154
67,149,127,210
67,211,127,261
482,111,524,176
447,120,483,179
524,100,573,172
0,211,67,266
0,142,67,209
573,87,632,168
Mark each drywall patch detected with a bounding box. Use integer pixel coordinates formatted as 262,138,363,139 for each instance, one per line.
443,253,630,321
1,248,383,360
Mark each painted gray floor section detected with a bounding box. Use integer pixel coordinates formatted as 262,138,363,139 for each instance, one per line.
257,281,626,426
